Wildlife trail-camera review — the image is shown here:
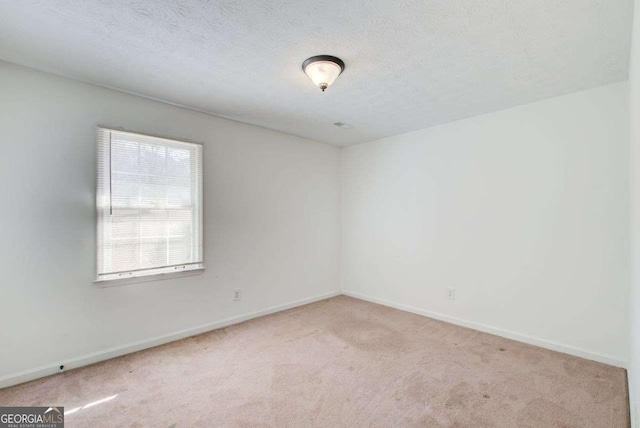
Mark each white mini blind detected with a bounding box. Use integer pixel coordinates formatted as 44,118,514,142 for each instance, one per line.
97,128,204,282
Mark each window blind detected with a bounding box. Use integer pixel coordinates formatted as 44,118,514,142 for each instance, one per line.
96,128,204,282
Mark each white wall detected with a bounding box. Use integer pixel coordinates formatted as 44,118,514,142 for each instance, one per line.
629,0,640,423
341,82,630,366
0,58,631,392
0,61,340,385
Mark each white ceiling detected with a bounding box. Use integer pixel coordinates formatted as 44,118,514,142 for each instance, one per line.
0,0,633,146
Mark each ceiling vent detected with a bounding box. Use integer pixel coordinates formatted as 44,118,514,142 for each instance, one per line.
333,122,354,129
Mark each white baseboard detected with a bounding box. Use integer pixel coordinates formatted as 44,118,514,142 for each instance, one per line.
1,289,627,390
0,291,340,389
343,290,628,369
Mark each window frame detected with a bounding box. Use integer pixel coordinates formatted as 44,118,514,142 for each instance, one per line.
95,126,205,286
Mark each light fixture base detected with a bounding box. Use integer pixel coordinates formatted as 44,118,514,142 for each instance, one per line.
301,55,346,73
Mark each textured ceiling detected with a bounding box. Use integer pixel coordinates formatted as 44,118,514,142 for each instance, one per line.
0,0,633,146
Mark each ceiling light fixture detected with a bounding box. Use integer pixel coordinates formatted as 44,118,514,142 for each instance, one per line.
302,55,345,92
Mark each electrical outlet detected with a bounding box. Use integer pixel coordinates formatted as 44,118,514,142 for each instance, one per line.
447,288,456,300
233,289,241,301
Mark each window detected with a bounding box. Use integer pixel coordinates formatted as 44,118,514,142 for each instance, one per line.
96,128,204,282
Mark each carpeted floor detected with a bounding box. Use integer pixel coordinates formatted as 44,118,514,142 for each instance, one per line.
0,296,629,427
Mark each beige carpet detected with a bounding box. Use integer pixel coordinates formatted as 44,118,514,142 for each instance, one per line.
0,296,629,427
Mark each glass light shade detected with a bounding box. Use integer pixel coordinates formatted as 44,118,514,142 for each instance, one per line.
303,58,344,91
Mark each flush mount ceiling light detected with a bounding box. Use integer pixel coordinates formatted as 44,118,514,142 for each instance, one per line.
302,55,345,92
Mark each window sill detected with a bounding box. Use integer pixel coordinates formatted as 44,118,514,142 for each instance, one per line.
95,267,205,287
